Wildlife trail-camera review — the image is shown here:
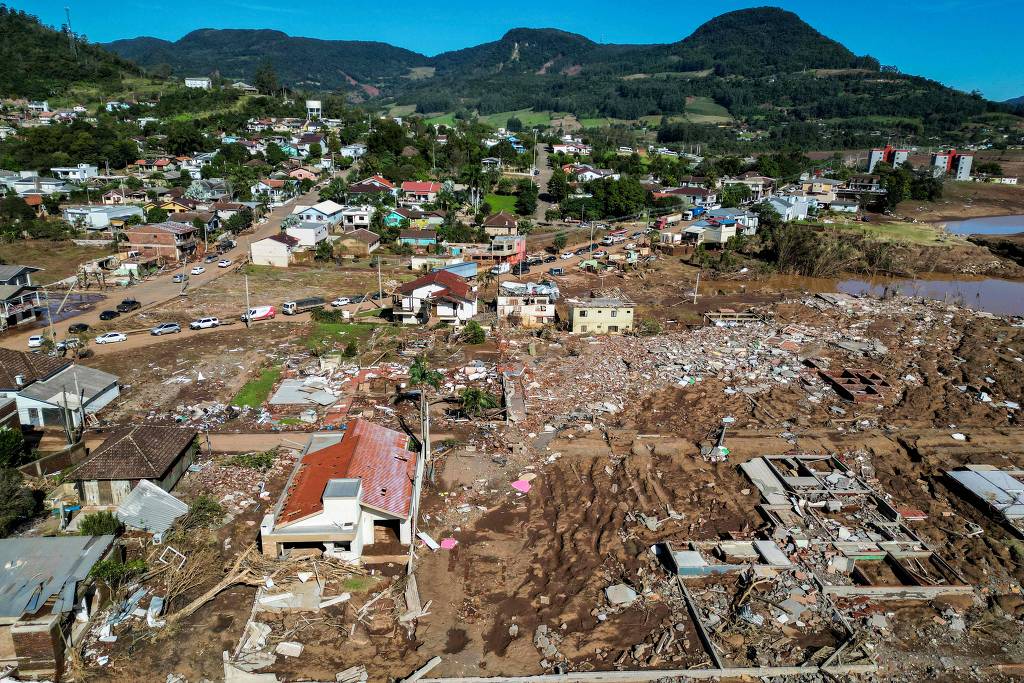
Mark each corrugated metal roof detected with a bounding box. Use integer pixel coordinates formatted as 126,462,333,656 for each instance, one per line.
0,535,115,618
115,480,189,534
949,468,1024,519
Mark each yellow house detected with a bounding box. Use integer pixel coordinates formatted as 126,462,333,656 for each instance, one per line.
143,198,193,214
567,297,634,334
799,177,844,203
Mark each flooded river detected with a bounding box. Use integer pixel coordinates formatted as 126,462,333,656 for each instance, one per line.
838,277,1024,316
943,215,1024,236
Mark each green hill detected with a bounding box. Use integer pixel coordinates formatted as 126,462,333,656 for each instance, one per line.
0,6,141,100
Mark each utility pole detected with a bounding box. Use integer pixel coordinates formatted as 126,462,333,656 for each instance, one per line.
244,273,251,328
376,257,383,301
64,7,78,60
693,271,700,304
408,389,430,575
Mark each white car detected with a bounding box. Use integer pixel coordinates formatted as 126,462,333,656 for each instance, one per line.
27,335,45,348
190,317,220,330
331,297,351,307
560,252,574,260
592,250,608,258
95,332,128,344
217,259,232,268
190,266,206,275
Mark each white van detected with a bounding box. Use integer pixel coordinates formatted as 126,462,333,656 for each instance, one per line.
241,305,276,322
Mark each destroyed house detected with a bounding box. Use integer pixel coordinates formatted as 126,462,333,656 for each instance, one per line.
0,349,120,428
740,454,970,600
74,425,197,506
0,535,116,680
261,419,417,561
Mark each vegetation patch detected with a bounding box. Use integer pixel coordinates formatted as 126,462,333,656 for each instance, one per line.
231,366,282,408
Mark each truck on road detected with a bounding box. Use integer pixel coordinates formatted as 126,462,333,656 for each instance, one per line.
654,213,683,230
282,297,327,315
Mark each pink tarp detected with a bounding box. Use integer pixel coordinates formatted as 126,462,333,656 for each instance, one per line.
440,538,458,550
511,479,532,493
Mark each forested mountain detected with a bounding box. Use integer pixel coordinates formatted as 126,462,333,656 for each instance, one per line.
99,6,1003,134
106,28,429,90
0,5,140,99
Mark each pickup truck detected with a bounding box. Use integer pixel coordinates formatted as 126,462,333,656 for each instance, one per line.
116,299,141,313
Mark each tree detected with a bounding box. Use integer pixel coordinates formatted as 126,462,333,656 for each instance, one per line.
506,116,524,132
409,356,442,389
553,233,568,252
462,320,486,344
320,178,347,203
146,207,168,223
314,240,334,262
721,183,752,207
265,142,287,166
326,132,341,156
515,183,539,216
547,167,569,203
0,427,25,468
254,60,279,95
343,340,358,358
976,161,1003,176
89,558,147,595
459,387,498,417
0,468,37,537
78,510,122,536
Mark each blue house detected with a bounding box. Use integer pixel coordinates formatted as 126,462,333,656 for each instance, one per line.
398,229,438,247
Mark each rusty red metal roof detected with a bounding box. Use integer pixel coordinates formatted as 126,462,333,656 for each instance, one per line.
397,269,472,300
277,419,415,526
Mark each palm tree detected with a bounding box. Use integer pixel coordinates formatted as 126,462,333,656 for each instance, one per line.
409,356,443,390
460,387,498,418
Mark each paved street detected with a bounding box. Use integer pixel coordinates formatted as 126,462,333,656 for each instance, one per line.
0,191,319,350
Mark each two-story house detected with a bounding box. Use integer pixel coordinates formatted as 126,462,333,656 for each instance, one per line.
125,221,198,260
400,181,442,206
497,281,558,328
567,297,634,335
393,270,478,325
482,211,518,237
251,178,297,206
0,265,42,333
291,200,345,226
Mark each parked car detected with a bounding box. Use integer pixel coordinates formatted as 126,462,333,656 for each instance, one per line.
190,317,220,330
526,256,544,266
190,266,206,275
370,292,386,301
575,247,590,256
27,335,44,348
116,299,141,313
631,231,645,237
560,252,574,260
543,255,557,263
218,259,232,268
548,267,566,276
95,332,128,344
241,306,276,322
150,322,182,336
99,310,120,321
331,297,351,307
68,322,90,334
172,274,188,283
55,337,82,352
204,254,218,263
489,262,511,276
512,263,531,275
349,294,366,304
592,250,608,258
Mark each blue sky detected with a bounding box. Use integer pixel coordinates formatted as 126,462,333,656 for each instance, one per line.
12,0,1024,100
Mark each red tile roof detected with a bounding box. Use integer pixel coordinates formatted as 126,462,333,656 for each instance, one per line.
401,181,441,194
277,419,415,525
397,269,473,301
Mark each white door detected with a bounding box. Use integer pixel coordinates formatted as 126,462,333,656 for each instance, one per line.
83,480,100,505
111,480,132,504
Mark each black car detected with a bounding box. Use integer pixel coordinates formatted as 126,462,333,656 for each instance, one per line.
370,292,386,301
350,294,366,304
543,255,557,263
512,264,532,275
99,310,120,321
68,322,90,334
116,299,141,313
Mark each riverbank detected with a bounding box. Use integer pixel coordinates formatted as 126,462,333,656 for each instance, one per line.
898,181,1024,222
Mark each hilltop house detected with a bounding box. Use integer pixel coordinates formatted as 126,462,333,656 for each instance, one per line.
260,419,416,560
393,270,478,325
336,229,381,256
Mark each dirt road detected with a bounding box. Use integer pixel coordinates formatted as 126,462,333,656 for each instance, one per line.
1,191,319,350
533,142,554,220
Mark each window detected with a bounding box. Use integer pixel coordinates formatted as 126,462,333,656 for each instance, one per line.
579,325,587,332
611,309,617,318
578,310,587,317
609,326,619,333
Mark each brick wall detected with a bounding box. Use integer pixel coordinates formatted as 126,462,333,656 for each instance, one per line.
10,617,63,681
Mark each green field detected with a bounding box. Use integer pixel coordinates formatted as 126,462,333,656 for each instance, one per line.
579,117,633,128
684,97,732,123
303,321,385,354
232,366,282,408
388,104,418,117
479,108,563,128
484,194,517,212
424,112,457,126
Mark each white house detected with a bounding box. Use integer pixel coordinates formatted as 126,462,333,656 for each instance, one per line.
250,234,299,267
339,143,367,159
184,76,212,90
552,142,592,155
766,196,813,222
50,164,99,182
0,350,120,428
291,200,345,225
260,419,417,560
393,270,478,326
251,179,296,206
340,205,374,230
62,205,144,232
285,222,329,249
497,281,558,328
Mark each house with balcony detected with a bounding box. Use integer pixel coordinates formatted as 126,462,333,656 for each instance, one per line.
0,265,42,333
50,163,99,182
497,281,558,328
260,419,416,560
393,270,478,325
125,221,198,260
400,180,442,206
